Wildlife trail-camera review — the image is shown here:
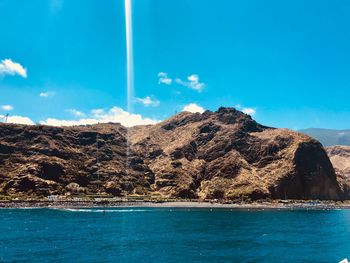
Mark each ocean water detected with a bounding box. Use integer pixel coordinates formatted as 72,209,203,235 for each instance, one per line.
0,208,350,262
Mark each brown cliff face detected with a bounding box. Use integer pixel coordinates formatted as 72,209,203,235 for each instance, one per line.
325,146,350,196
0,107,344,200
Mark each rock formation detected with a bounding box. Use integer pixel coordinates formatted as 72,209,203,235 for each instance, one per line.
326,146,350,196
0,107,344,200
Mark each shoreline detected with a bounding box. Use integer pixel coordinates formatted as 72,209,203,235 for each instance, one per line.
1,200,350,210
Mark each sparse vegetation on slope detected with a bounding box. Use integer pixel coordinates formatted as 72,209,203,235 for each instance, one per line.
0,108,344,201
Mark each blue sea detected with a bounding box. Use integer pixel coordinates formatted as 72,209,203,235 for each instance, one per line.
0,207,350,262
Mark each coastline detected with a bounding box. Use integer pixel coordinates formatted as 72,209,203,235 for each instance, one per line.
1,200,350,210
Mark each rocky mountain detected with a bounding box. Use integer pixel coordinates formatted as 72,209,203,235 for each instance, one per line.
0,107,344,201
299,128,350,146
0,123,143,199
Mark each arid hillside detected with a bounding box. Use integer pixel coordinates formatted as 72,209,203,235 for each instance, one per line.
0,107,344,200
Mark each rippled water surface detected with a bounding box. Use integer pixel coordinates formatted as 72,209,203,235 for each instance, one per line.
1,208,350,262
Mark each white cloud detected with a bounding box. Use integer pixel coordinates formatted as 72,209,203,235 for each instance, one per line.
158,72,172,85
0,115,34,125
0,59,27,78
136,96,160,107
41,107,159,127
1,105,13,111
241,108,256,115
41,118,97,127
182,103,205,114
66,109,85,118
158,72,206,92
176,74,205,92
40,91,55,98
235,104,256,116
0,106,159,127
91,108,104,117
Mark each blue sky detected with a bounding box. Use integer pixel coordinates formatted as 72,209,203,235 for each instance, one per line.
1,0,350,129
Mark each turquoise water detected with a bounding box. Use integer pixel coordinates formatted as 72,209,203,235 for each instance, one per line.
1,208,350,262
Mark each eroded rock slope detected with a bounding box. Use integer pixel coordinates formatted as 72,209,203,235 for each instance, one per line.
0,107,344,200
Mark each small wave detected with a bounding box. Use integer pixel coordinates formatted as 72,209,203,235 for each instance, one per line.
53,208,148,213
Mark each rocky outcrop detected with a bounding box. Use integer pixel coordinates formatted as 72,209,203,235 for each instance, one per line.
0,107,344,200
326,146,350,196
130,108,342,200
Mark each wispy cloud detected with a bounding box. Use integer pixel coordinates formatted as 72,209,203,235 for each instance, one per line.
0,114,34,125
235,104,256,116
182,103,205,113
0,59,27,78
175,74,205,92
136,96,160,107
39,91,56,98
1,105,13,111
91,108,104,116
66,109,85,118
158,72,172,85
41,107,159,127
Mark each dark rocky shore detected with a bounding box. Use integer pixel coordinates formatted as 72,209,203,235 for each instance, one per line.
1,200,350,210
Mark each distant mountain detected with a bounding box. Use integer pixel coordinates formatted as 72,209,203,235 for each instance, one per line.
299,128,350,146
0,107,344,201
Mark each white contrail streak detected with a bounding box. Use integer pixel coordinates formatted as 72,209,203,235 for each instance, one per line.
125,0,134,114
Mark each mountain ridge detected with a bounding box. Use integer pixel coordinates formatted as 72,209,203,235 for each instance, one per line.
0,107,344,201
